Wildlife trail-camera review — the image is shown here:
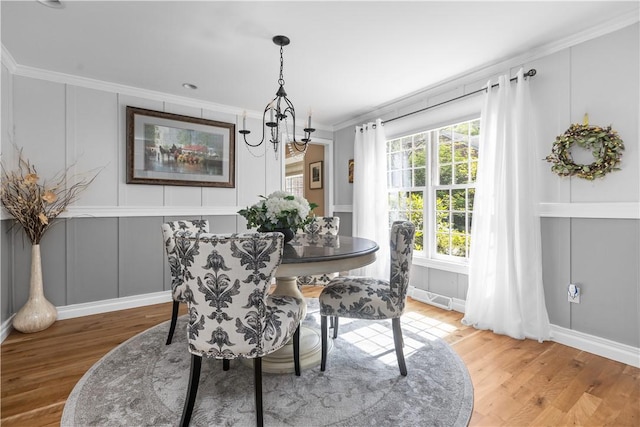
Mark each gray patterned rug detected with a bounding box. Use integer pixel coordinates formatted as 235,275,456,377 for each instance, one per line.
62,300,473,426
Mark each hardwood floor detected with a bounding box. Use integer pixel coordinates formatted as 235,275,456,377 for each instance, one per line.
2,286,638,426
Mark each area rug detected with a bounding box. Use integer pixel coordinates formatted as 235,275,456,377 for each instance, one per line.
62,300,473,426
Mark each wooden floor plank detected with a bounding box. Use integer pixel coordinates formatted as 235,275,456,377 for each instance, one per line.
1,287,638,427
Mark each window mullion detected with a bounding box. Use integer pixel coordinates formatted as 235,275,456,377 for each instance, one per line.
387,117,479,263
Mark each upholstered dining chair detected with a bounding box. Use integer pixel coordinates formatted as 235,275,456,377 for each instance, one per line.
175,232,304,427
318,221,415,376
161,220,209,345
296,216,340,287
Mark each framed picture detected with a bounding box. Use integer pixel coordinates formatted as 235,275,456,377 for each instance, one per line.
126,106,235,187
309,161,323,189
348,159,354,183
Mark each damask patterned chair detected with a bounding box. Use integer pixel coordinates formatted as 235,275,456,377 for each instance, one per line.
175,232,304,427
161,220,209,345
296,216,340,287
318,221,415,376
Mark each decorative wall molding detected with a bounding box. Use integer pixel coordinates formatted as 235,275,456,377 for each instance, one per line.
539,202,640,219
335,203,640,220
1,45,17,74
1,202,637,222
332,205,353,213
65,205,242,218
1,205,241,220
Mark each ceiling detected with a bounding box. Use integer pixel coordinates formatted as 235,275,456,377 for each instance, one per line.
2,1,639,129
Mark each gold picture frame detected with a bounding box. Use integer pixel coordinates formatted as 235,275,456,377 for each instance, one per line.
126,106,235,187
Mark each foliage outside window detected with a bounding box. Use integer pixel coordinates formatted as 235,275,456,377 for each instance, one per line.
387,118,480,261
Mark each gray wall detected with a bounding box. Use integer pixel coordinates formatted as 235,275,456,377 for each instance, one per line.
1,22,638,352
332,24,640,347
0,57,331,324
3,215,239,311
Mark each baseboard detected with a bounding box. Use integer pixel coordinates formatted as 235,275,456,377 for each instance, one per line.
56,291,172,320
550,324,640,368
451,298,466,313
1,314,15,342
408,286,639,368
4,289,638,369
0,291,172,344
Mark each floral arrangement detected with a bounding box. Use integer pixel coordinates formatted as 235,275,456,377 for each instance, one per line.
545,120,624,181
0,149,98,244
238,191,317,232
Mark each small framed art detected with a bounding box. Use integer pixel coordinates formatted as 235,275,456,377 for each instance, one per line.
309,161,323,189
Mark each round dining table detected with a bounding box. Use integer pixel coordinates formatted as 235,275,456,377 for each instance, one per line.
261,233,379,373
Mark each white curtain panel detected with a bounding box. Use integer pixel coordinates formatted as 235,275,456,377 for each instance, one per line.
352,119,390,279
462,69,551,342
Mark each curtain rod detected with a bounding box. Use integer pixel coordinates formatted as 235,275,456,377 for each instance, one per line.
382,69,537,125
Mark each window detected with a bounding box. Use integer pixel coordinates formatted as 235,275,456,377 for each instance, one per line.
285,173,304,198
387,118,480,261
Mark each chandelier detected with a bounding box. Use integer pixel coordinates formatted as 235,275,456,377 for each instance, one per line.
240,35,314,154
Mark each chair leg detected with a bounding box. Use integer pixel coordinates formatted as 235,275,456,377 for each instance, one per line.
254,358,264,427
180,354,202,427
392,318,407,376
332,316,339,339
293,325,301,376
223,359,230,371
320,315,328,372
166,300,180,345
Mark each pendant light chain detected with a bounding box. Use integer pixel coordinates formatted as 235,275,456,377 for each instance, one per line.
278,45,285,87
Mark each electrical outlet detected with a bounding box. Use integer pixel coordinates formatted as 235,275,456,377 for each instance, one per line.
568,284,580,303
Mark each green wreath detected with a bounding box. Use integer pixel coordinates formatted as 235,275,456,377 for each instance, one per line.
545,122,624,180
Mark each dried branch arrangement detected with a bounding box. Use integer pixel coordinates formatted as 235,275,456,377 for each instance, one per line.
1,149,99,244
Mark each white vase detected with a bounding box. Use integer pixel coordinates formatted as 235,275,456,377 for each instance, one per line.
12,244,58,333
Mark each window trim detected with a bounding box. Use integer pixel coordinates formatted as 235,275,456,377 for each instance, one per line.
387,115,480,267
412,255,469,275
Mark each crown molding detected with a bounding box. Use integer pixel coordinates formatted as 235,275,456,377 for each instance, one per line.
333,9,640,131
0,43,332,132
10,61,244,115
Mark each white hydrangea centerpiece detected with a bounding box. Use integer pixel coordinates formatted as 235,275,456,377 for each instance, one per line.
238,191,318,232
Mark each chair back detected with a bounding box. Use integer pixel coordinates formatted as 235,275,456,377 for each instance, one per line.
303,216,340,236
161,220,209,300
389,221,416,312
297,216,341,286
175,232,293,359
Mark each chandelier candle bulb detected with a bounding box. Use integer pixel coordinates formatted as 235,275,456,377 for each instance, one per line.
242,110,247,130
